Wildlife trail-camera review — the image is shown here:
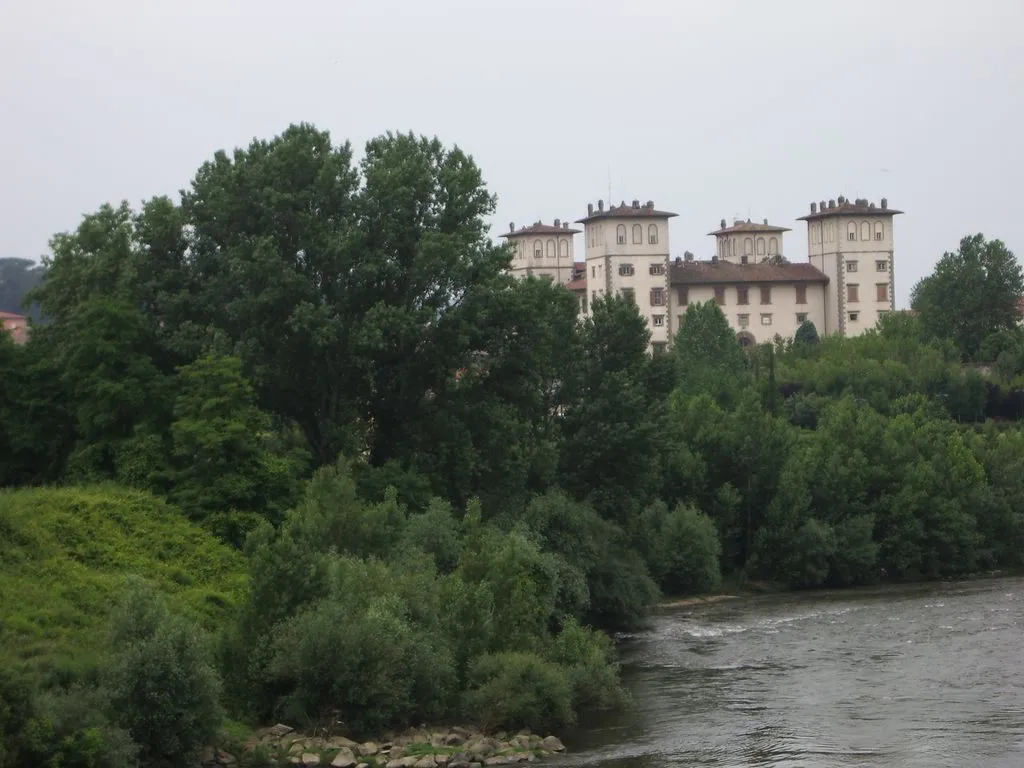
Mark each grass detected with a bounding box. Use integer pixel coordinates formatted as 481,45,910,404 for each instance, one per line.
0,484,248,680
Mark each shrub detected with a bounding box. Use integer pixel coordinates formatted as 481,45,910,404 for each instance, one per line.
102,579,223,768
463,652,574,733
652,505,723,596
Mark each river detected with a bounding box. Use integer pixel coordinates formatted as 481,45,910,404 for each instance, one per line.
556,577,1024,767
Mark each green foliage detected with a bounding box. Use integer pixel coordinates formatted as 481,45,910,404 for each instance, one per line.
463,653,574,733
102,580,223,767
648,505,723,596
673,299,748,405
0,486,246,680
0,257,45,319
911,233,1024,360
794,319,820,346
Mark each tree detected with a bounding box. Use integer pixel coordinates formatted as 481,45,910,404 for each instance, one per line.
0,258,45,319
794,319,820,346
911,234,1024,360
673,299,748,405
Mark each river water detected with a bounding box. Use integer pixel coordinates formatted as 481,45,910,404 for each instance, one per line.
557,577,1024,767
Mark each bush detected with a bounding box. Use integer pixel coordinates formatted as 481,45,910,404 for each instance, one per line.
651,505,722,596
546,619,627,713
463,652,574,733
102,579,223,768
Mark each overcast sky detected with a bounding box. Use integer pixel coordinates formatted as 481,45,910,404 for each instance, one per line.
3,0,1022,308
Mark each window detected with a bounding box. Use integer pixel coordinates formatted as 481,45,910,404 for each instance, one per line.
678,314,686,328
737,287,749,305
768,237,778,255
649,263,665,276
678,287,689,306
619,263,634,276
650,287,666,306
756,238,766,255
847,223,857,241
652,341,667,354
714,286,726,306
744,238,753,256
846,260,858,272
826,222,834,242
796,285,807,304
652,314,665,327
760,286,772,305
741,255,749,265
632,224,643,244
534,240,543,258
591,266,596,278
876,260,888,272
648,224,659,245
761,313,773,326
621,287,635,303
796,312,808,323
546,239,555,258
847,284,859,303
876,283,889,302
848,311,859,323
874,221,884,240
860,222,870,241
616,224,626,244
559,239,568,257
738,314,750,328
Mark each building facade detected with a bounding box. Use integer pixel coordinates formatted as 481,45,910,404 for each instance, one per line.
503,194,900,350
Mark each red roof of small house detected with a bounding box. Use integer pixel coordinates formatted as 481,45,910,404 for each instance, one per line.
798,196,903,221
671,259,829,286
708,219,791,236
566,277,587,292
0,311,26,320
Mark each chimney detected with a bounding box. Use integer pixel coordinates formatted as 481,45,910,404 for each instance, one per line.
720,218,727,229
828,199,836,209
881,197,888,209
632,199,640,209
554,218,560,228
509,221,515,232
587,203,594,215
646,200,653,208
820,200,827,211
684,250,694,262
734,218,743,226
563,221,569,229
810,202,817,213
763,218,768,225
711,255,718,264
598,199,604,212
869,202,876,209
838,195,845,205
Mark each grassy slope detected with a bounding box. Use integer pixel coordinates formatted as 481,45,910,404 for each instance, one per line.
0,484,248,679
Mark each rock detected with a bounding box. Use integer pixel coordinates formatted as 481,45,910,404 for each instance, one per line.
359,741,379,756
216,748,237,765
516,729,532,737
484,757,512,766
510,753,535,763
539,736,565,753
331,747,357,768
448,760,472,768
435,755,451,766
269,723,295,738
466,740,490,757
386,761,405,768
414,757,436,768
302,753,321,766
389,746,408,760
328,737,361,750
443,732,466,746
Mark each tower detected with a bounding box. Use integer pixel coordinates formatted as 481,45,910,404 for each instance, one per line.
798,196,902,336
575,199,678,351
708,218,791,264
500,219,579,285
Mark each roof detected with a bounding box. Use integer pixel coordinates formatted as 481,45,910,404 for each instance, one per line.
501,222,581,238
0,311,26,320
566,277,587,291
798,197,903,221
576,200,678,224
708,220,791,236
671,259,829,286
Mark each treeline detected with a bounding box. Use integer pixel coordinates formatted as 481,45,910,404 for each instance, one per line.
2,123,1024,766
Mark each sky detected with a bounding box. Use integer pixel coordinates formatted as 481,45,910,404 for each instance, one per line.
2,0,1022,309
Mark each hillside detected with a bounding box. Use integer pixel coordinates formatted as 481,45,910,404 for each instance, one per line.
0,485,248,680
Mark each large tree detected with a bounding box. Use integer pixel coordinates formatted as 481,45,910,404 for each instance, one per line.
911,234,1024,360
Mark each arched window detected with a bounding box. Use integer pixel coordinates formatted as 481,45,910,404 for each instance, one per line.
558,239,568,258
827,223,834,242
756,238,766,255
768,237,778,254
860,222,870,241
546,239,555,258
744,238,753,255
847,222,857,241
873,221,884,241
533,240,543,258
616,224,626,244
632,224,643,244
648,224,658,245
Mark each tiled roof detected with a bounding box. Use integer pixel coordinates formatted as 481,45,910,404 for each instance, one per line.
708,220,791,236
501,222,581,237
0,311,26,320
576,200,678,223
798,198,903,221
566,277,587,291
671,259,829,285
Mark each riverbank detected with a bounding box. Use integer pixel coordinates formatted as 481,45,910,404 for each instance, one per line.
204,724,567,767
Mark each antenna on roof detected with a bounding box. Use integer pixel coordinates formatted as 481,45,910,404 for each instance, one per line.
607,166,611,211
